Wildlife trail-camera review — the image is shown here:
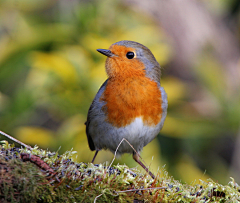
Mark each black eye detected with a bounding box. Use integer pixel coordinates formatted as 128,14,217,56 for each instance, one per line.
126,52,135,59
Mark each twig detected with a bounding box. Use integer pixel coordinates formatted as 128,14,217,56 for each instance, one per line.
21,153,54,173
116,186,167,193
94,193,103,203
0,130,32,150
108,138,146,169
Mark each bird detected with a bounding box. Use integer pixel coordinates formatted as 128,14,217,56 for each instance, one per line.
85,40,168,179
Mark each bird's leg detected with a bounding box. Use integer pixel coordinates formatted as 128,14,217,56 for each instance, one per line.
133,152,155,179
91,150,99,163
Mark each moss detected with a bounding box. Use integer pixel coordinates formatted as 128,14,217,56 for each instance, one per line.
0,141,240,202
0,147,52,202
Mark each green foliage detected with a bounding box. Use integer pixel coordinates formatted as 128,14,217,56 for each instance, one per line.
0,0,240,185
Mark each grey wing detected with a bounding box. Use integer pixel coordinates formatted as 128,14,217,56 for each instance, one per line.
159,86,168,129
85,79,108,151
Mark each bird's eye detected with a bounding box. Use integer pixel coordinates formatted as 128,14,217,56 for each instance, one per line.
126,52,135,59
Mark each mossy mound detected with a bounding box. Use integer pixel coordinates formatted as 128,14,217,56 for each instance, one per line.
0,141,240,202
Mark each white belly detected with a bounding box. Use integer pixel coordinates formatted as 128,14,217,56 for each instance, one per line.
90,116,163,155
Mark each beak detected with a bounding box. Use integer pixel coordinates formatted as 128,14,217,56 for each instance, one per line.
97,49,115,57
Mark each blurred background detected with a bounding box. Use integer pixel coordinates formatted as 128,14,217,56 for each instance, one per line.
0,0,240,184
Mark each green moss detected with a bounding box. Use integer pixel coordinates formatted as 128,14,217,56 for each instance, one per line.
0,150,51,202
0,141,240,202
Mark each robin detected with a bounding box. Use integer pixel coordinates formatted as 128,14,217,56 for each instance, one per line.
85,40,168,179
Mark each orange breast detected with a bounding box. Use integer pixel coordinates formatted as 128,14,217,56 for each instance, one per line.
100,76,162,127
